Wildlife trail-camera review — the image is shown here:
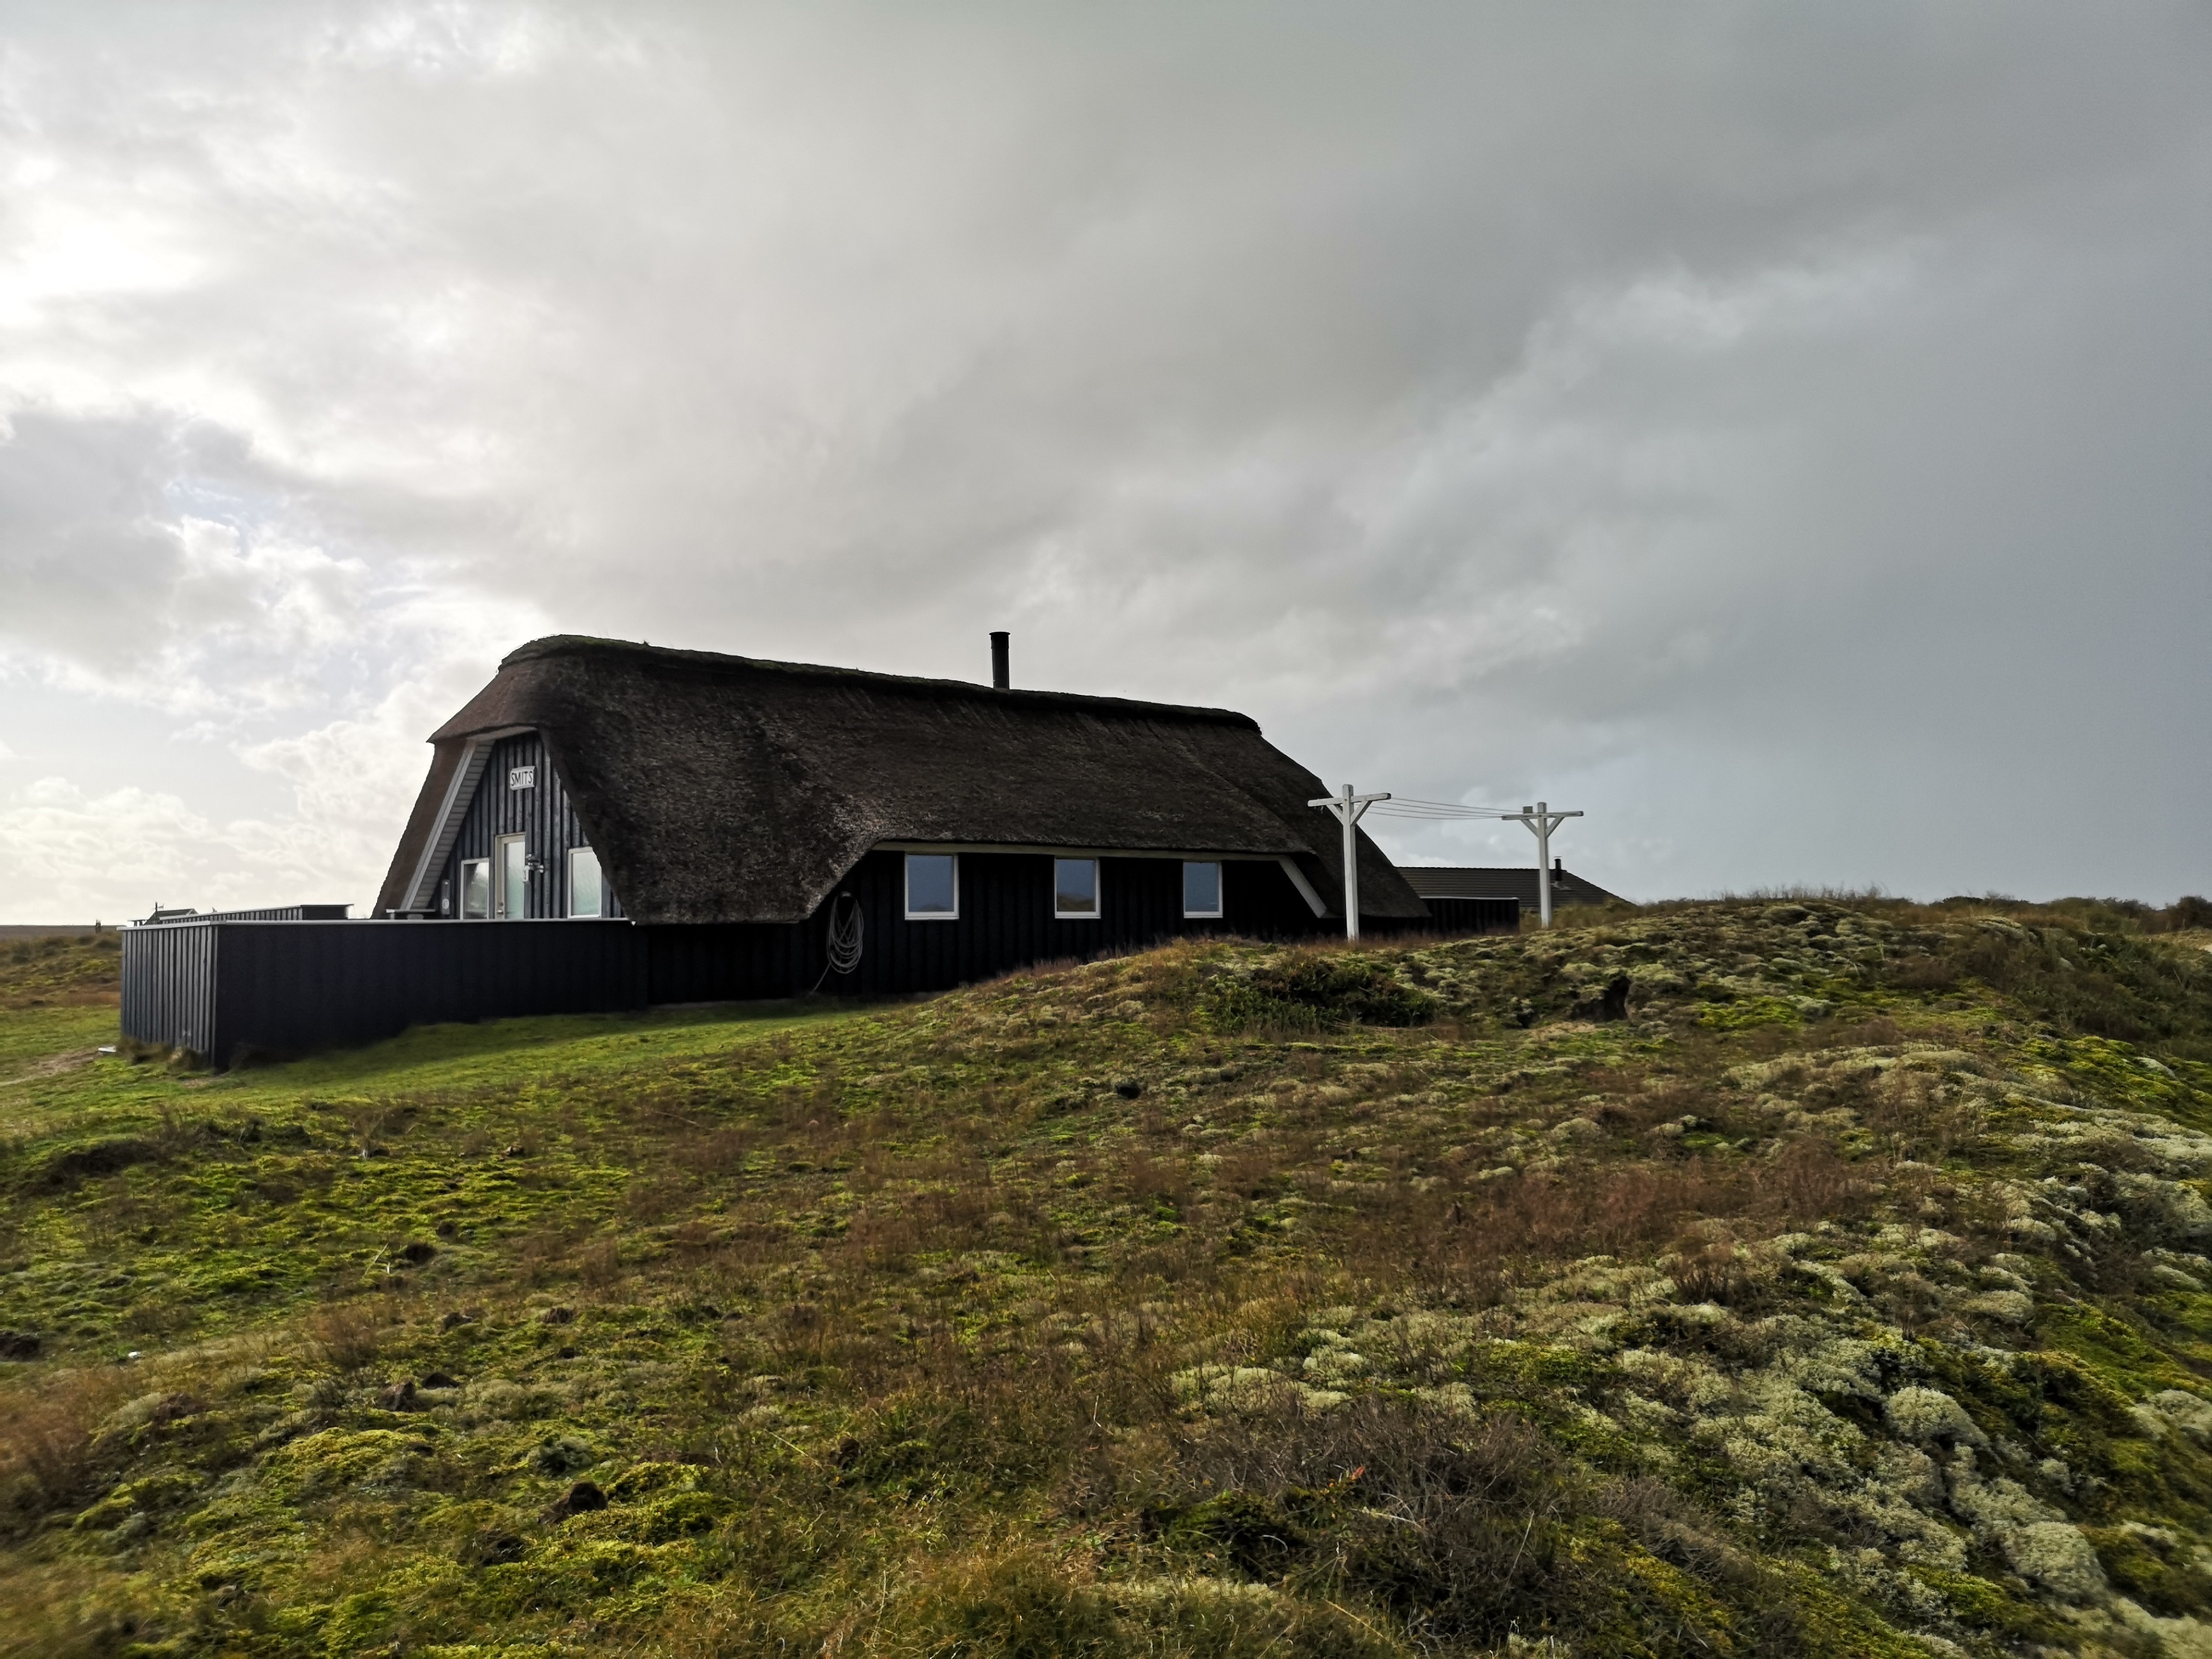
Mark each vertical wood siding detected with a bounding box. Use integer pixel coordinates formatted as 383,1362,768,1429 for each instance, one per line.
803,851,1365,997
1419,897,1521,937
121,923,220,1058
439,733,624,919
645,924,806,1004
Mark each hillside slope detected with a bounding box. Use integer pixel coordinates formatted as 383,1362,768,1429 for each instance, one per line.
3,904,2212,1658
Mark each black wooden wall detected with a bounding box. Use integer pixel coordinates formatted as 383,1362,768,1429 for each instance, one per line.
804,851,1327,997
440,733,622,919
645,851,1376,1003
646,923,807,1005
1418,897,1521,937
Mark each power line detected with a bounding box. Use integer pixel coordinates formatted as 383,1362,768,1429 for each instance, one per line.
1364,797,1516,821
1317,785,1587,934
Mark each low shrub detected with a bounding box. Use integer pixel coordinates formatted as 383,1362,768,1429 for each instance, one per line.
1205,956,1435,1032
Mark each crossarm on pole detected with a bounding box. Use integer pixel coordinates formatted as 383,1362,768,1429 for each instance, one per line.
1308,784,1391,939
1501,800,1585,928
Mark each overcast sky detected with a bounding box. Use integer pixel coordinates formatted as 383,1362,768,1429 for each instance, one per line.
0,1,2206,921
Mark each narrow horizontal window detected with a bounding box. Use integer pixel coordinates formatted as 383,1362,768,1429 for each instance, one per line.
1054,858,1099,919
568,846,603,918
906,853,958,919
460,859,490,919
1182,860,1223,919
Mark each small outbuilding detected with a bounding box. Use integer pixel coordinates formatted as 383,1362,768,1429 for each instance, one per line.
1396,863,1632,916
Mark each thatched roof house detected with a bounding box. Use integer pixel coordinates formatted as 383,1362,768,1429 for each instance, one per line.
125,637,1511,1068
375,636,1426,928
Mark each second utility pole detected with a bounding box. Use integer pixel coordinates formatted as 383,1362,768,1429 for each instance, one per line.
1309,784,1391,939
1506,800,1583,927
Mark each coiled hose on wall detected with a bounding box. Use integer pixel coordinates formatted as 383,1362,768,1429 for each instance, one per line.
811,890,863,992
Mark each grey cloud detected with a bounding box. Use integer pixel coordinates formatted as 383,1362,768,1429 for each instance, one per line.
0,409,370,711
0,0,2205,919
0,409,186,664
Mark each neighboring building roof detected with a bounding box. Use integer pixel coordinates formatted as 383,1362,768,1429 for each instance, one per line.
375,636,1428,926
1395,865,1633,910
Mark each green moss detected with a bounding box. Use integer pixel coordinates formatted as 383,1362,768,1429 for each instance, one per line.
1153,1489,1313,1579
2084,1524,2212,1617
1204,957,1436,1033
10,902,2212,1654
1696,996,1804,1031
2028,1034,2206,1120
2036,1307,2200,1404
1904,1565,2067,1640
1574,1531,1738,1655
1465,1341,1599,1394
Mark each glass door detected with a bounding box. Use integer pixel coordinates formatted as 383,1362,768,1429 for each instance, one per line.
497,835,528,919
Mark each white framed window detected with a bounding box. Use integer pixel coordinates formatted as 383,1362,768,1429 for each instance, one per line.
460,859,490,919
568,846,603,918
1182,860,1223,918
905,853,958,919
496,834,528,919
1054,858,1100,919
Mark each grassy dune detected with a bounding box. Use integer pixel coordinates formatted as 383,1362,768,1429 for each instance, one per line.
3,903,2212,1657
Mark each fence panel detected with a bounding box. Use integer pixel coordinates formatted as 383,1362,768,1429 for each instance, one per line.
121,924,220,1058
124,920,646,1066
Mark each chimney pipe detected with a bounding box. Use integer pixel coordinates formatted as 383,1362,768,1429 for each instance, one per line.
990,630,1010,690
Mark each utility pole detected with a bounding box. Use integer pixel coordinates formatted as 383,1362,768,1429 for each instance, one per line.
1505,800,1583,927
1308,784,1391,939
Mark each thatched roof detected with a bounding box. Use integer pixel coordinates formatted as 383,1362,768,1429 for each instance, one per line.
375,636,1426,926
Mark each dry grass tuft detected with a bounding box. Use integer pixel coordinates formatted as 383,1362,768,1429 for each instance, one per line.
0,1367,133,1518
306,1299,388,1373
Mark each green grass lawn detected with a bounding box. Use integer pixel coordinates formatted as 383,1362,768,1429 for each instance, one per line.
0,1006,117,1080
237,999,872,1095
3,904,2212,1658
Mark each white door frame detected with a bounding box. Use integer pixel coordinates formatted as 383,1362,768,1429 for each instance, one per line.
495,833,527,919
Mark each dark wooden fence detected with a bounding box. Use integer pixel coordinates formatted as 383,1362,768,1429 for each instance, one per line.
123,919,647,1067
123,891,1519,1069
121,919,223,1057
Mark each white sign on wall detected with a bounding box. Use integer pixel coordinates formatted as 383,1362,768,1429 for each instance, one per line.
508,765,536,790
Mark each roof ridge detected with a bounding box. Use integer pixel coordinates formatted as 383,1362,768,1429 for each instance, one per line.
499,635,1259,728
